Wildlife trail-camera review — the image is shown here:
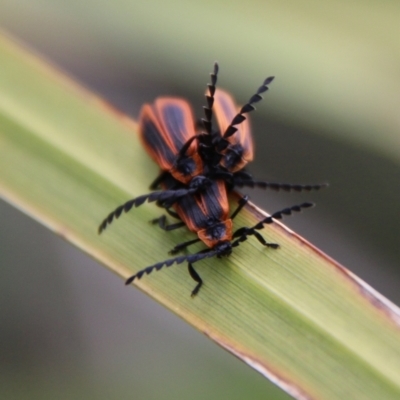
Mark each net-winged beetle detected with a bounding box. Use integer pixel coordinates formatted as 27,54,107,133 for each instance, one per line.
98,64,324,295
98,64,326,234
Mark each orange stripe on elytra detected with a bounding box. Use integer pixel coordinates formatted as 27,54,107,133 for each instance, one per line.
138,104,176,171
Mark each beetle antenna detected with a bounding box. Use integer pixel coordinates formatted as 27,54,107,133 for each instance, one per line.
98,188,199,234
223,76,274,139
233,178,329,192
125,248,219,285
202,62,219,135
167,63,219,162
231,202,314,246
176,62,218,158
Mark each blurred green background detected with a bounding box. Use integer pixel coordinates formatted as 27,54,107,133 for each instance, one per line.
0,1,399,399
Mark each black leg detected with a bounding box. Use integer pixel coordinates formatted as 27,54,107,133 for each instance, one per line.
188,263,203,297
165,208,180,219
169,238,201,254
154,199,181,219
151,215,185,231
230,195,249,220
232,226,248,238
252,231,279,249
232,227,278,248
149,171,168,190
153,203,180,220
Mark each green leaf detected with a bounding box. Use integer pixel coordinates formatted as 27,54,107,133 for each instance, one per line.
1,33,400,400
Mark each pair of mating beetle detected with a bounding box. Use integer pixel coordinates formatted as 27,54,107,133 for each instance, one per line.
99,63,326,296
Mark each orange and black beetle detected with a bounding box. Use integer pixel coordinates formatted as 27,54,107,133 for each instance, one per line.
141,64,325,191
139,97,204,185
98,64,325,233
98,64,323,295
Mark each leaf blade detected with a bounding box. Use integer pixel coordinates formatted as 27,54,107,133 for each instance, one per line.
1,34,400,400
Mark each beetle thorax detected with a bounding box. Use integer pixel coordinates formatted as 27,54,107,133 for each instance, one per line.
214,241,233,257
197,219,233,248
175,155,196,175
221,144,244,171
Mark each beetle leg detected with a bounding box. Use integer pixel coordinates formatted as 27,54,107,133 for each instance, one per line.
149,171,169,190
188,263,203,297
230,195,249,220
151,215,185,231
164,208,180,219
169,238,201,254
252,231,279,249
